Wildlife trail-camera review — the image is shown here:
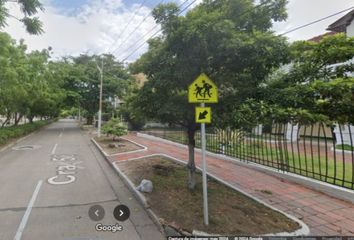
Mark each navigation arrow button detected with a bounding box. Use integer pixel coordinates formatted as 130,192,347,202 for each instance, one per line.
114,205,130,221
88,205,105,221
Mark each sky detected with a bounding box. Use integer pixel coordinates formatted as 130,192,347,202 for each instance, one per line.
3,0,354,62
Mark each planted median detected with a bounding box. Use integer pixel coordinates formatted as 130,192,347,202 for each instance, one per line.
117,155,302,235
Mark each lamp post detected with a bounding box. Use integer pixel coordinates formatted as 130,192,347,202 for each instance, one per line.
96,58,103,138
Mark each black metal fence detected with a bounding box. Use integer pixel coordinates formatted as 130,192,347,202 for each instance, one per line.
142,123,354,190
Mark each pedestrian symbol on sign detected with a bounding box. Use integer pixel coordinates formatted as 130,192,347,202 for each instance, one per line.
188,74,218,103
194,81,213,99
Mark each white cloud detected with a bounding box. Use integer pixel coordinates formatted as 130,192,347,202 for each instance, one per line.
4,0,353,62
3,0,157,61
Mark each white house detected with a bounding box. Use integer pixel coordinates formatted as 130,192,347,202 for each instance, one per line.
325,9,354,146
327,9,354,37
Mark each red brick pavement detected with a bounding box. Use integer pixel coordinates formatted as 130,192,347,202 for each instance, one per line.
110,133,354,235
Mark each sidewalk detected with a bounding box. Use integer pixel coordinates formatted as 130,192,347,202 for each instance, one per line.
109,133,354,236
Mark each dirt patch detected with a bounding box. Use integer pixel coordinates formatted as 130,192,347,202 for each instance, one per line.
117,156,300,235
94,136,143,155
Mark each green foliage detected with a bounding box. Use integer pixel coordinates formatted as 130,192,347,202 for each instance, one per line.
336,144,354,152
118,89,146,130
286,34,354,83
0,120,50,145
0,0,44,35
313,78,354,124
102,118,128,139
59,54,133,125
130,0,289,130
0,32,65,125
230,99,331,129
129,0,289,189
260,34,354,125
22,17,44,35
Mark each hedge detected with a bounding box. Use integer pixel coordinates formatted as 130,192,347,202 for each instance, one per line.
0,120,50,145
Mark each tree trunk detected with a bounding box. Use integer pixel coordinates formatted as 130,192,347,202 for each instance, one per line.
2,113,11,127
87,115,94,125
1,117,9,128
28,116,34,124
14,113,23,126
187,126,196,190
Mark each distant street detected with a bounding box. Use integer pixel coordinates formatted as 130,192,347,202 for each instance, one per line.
0,119,163,240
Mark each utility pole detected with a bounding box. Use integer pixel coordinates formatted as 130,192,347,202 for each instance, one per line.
96,58,104,138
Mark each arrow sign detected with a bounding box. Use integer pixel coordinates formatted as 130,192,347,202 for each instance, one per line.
119,210,124,217
199,110,208,120
195,107,211,123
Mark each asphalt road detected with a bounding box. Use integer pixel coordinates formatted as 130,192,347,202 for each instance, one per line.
0,119,163,240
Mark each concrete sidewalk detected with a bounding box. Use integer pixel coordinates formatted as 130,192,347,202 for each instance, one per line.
109,133,354,236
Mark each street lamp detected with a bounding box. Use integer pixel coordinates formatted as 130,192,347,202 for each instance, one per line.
96,57,104,138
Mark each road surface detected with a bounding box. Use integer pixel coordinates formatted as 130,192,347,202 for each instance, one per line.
0,119,163,240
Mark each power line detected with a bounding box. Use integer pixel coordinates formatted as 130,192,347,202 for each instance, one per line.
120,0,273,62
117,0,192,60
279,6,354,36
106,0,148,53
120,0,197,62
110,0,166,55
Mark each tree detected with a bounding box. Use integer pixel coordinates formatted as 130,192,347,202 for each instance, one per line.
129,0,289,189
0,32,65,126
102,118,128,141
0,0,44,34
118,86,147,130
62,54,134,125
0,32,25,126
258,33,354,125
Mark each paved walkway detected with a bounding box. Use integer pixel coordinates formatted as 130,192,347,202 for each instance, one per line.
109,133,354,236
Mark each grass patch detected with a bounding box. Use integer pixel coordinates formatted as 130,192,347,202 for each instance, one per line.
336,144,354,152
94,136,143,155
117,156,300,235
143,130,354,189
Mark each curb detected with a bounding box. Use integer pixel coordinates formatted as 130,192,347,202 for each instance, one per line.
0,133,33,153
91,137,147,157
138,133,354,204
90,138,166,235
123,153,310,236
110,137,148,156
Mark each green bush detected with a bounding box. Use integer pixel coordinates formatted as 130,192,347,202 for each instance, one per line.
102,118,128,141
0,120,50,146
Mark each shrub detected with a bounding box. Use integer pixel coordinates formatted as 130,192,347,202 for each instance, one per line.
102,118,128,141
0,120,50,146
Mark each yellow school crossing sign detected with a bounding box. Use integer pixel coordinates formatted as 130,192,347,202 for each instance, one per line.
195,107,211,124
188,73,218,103
187,73,218,226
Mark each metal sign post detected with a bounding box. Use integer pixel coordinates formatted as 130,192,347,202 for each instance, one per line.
200,102,209,225
188,73,218,227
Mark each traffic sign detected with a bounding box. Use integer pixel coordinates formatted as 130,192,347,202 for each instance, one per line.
196,107,211,123
188,73,218,103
